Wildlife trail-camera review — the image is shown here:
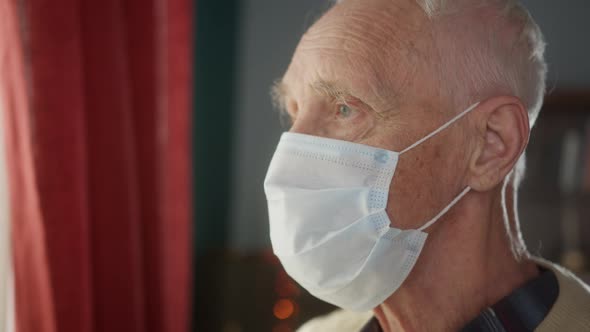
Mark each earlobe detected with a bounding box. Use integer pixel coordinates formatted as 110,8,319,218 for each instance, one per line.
468,97,529,191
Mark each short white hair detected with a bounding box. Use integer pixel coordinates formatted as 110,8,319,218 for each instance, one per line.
419,0,546,126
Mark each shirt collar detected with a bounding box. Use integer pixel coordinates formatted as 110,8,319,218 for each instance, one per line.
360,268,558,332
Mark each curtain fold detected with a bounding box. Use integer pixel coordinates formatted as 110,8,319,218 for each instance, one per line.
0,0,57,331
0,0,192,331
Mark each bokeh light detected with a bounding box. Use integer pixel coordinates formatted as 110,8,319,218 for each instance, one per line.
273,298,295,320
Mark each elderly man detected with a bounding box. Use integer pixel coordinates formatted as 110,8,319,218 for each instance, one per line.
264,0,590,331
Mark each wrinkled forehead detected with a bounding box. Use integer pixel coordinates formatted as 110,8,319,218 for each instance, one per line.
306,0,426,47
284,0,432,109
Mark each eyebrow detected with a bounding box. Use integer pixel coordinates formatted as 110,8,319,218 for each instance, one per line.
310,80,353,102
271,79,356,107
270,79,388,119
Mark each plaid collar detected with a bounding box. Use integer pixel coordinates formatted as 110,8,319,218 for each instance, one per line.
360,268,558,332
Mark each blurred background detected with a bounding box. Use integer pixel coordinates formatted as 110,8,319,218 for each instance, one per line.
0,1,589,332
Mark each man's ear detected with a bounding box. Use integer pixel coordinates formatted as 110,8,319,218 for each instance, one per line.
467,96,530,191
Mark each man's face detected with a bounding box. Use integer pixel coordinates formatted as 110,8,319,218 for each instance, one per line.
276,0,474,230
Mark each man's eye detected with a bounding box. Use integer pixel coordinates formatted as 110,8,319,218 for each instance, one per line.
336,104,357,119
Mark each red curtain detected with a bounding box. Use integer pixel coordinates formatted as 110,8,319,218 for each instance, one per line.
0,0,192,331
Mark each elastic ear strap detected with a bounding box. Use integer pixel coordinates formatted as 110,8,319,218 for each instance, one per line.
400,102,480,155
418,186,471,231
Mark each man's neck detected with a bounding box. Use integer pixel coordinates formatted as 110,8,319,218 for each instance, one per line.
373,188,539,332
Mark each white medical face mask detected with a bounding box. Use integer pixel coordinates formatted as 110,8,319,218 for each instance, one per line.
264,102,479,311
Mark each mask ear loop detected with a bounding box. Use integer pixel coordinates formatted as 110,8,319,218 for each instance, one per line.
399,102,480,155
418,186,471,231
396,102,480,231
